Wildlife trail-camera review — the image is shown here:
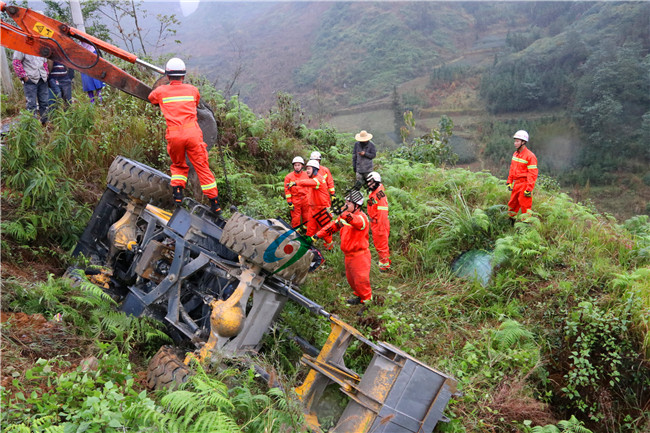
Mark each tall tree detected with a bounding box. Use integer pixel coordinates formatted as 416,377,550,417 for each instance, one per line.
89,0,179,57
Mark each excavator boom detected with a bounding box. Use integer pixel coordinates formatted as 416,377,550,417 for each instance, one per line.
1,2,219,147
1,2,156,101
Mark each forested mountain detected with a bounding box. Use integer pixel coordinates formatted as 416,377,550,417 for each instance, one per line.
480,2,649,184
173,1,649,216
176,2,648,112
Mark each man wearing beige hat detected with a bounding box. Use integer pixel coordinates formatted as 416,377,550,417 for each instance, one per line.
352,130,377,181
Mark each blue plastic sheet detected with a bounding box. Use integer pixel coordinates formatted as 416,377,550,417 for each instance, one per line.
452,249,493,287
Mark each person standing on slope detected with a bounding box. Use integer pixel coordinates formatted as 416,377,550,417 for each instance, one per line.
313,191,372,305
286,160,333,250
284,156,310,229
310,151,336,204
148,58,221,215
366,172,391,271
506,130,538,220
12,50,49,124
47,60,74,109
352,130,377,181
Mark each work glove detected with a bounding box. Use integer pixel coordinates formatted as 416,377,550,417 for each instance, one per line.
506,182,513,192
310,235,319,243
286,181,296,188
288,202,294,211
524,190,532,198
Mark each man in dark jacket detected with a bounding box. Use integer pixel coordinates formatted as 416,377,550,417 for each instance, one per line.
352,130,377,181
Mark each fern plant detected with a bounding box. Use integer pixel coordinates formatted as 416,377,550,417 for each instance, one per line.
492,319,535,351
230,367,304,433
529,416,594,433
492,220,548,271
133,363,240,433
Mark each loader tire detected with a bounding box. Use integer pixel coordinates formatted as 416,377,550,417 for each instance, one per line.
146,346,192,391
106,155,173,209
221,212,313,284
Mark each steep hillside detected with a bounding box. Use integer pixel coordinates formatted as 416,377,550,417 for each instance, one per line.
1,76,649,432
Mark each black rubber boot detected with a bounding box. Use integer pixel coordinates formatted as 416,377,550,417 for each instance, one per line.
346,296,362,305
172,186,184,207
209,197,222,217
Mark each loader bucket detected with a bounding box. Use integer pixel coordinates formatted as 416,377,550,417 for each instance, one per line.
296,316,459,432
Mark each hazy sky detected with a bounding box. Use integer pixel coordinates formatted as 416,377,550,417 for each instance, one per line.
179,0,200,17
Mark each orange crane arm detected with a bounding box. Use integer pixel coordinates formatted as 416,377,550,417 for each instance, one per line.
0,2,163,101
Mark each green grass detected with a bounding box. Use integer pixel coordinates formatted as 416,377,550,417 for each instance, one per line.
2,75,649,433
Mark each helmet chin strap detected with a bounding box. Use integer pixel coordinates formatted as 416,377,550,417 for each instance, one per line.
516,142,526,152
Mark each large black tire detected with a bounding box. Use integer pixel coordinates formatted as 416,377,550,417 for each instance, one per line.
147,346,192,391
106,155,173,209
221,212,313,284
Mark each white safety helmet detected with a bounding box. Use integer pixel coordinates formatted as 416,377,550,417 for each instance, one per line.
366,172,381,183
292,156,305,165
306,160,320,169
513,130,529,142
345,190,364,206
165,58,186,77
310,151,322,160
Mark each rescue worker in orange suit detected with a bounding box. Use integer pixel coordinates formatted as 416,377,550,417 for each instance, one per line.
366,172,391,271
507,130,538,220
148,58,221,215
286,160,334,250
313,191,371,305
284,156,310,229
310,151,335,205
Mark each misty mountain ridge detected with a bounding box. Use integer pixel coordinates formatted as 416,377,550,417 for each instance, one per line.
171,1,648,115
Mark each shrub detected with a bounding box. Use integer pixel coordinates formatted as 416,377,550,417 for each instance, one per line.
1,113,92,250
547,300,649,428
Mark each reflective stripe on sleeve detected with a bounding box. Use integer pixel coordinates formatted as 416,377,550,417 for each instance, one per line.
377,206,389,211
527,165,537,169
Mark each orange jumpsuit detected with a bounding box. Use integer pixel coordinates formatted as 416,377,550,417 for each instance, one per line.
148,81,218,199
507,146,538,216
295,173,333,248
317,210,372,302
284,170,310,228
319,164,336,204
367,184,391,270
